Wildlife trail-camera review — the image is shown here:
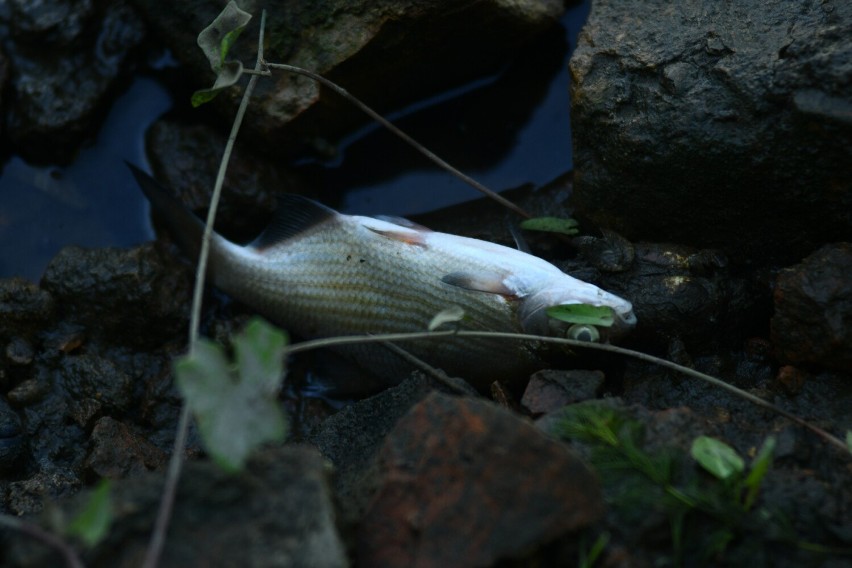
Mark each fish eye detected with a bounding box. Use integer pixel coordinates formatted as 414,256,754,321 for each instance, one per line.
567,324,600,343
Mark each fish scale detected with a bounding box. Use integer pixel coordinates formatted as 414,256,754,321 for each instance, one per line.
130,165,636,388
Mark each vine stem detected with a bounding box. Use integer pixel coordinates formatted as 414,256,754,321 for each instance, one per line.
0,515,85,568
141,11,268,568
262,62,532,219
284,329,852,457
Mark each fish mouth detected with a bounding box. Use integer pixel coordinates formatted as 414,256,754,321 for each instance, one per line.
604,310,637,341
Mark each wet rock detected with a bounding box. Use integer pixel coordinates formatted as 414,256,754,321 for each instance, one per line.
562,241,759,347
41,243,190,347
2,0,147,164
58,354,134,428
7,0,95,44
0,47,8,116
359,392,603,566
7,467,81,516
775,365,808,395
0,278,55,338
3,447,347,567
144,119,311,241
0,397,24,472
6,376,50,407
306,373,460,524
131,0,564,158
771,243,852,372
570,1,852,264
84,416,166,479
521,369,604,416
4,337,34,366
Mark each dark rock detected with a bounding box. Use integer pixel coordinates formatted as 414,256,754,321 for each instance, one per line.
358,392,603,566
560,241,759,347
3,447,347,567
0,47,8,122
41,244,190,347
8,0,94,44
84,417,166,479
771,243,852,371
6,376,50,407
570,0,852,264
2,0,147,164
306,373,457,524
144,119,311,241
0,397,24,472
0,278,55,338
131,0,564,158
7,467,81,516
521,369,605,415
775,365,808,395
49,353,135,430
5,337,34,366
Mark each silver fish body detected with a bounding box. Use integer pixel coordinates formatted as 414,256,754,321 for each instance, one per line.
131,166,636,387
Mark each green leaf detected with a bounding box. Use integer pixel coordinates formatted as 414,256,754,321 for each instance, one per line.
520,216,580,236
66,479,112,548
197,1,252,72
191,60,245,107
176,318,288,473
846,431,852,453
192,1,252,107
743,436,776,510
428,306,465,331
547,304,615,327
691,436,745,480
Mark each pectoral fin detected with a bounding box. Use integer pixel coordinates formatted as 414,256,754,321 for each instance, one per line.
366,227,428,247
441,271,516,297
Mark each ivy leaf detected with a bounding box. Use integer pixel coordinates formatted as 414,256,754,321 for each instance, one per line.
192,0,252,107
428,306,466,331
192,61,246,107
66,479,112,548
546,304,615,327
520,216,580,236
691,436,745,480
176,317,288,473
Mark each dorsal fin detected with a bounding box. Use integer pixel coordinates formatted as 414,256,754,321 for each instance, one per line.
251,194,337,250
372,215,432,232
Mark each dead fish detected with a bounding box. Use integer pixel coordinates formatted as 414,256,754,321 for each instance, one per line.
129,165,636,387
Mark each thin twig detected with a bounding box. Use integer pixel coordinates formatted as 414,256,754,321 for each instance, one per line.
142,11,268,568
284,329,852,456
378,340,474,395
0,515,85,568
263,62,532,219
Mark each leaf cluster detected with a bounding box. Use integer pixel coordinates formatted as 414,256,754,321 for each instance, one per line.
548,402,791,566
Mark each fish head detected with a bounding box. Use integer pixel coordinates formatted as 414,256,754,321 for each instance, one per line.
519,275,637,343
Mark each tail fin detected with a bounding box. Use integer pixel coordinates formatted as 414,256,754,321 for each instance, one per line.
127,162,205,260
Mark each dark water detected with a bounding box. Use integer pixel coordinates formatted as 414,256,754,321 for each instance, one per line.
0,77,172,281
0,2,590,282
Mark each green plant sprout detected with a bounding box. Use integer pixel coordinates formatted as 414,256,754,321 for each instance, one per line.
65,479,113,549
520,216,580,236
691,436,777,512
